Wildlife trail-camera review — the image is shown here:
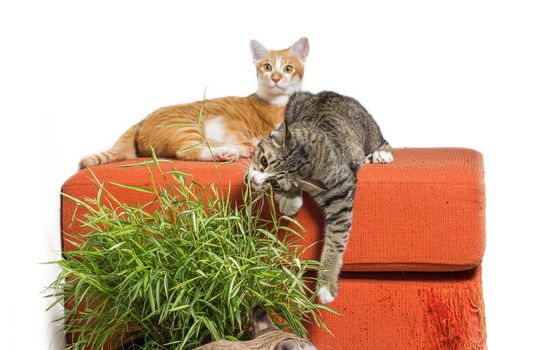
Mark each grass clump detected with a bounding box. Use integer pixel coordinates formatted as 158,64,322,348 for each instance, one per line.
46,159,330,349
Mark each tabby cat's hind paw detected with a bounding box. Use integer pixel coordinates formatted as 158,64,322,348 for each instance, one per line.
317,285,336,304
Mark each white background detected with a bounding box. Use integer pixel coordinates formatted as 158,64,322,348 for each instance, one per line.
1,1,538,349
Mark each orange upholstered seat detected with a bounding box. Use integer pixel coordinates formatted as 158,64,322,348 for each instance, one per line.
62,148,485,272
61,147,487,348
307,267,486,349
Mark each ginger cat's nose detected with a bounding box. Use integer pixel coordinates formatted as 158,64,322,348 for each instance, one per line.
271,74,281,83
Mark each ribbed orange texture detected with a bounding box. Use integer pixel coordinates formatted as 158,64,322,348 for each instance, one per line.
62,148,486,272
308,267,486,350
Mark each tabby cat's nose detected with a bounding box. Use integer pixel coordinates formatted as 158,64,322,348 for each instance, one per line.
271,74,281,83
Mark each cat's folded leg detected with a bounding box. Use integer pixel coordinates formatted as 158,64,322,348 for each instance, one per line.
176,144,243,161
208,146,241,161
207,144,252,161
236,144,254,159
274,191,303,216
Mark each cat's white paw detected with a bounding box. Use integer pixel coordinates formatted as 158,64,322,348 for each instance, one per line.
317,286,336,304
372,150,393,164
275,193,303,216
214,146,240,161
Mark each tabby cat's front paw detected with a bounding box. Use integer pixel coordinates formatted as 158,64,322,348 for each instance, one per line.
274,193,303,216
371,150,393,164
317,283,338,304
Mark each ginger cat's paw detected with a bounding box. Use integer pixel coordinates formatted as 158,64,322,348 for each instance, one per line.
79,154,104,169
79,157,94,169
275,193,303,216
212,146,240,161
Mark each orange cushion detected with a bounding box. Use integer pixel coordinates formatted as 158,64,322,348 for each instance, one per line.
61,148,485,272
307,267,486,349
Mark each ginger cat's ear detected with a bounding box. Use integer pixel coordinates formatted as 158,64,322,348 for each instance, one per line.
289,37,309,62
250,40,268,61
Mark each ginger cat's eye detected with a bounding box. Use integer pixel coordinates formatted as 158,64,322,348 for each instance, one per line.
260,155,268,169
263,63,272,72
284,65,294,73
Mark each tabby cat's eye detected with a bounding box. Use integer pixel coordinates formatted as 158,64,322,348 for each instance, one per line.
263,63,272,72
260,155,268,169
284,65,293,73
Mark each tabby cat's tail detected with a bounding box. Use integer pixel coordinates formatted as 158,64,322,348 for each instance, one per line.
79,123,141,169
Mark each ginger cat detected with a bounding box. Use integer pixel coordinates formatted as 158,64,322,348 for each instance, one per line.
80,38,309,168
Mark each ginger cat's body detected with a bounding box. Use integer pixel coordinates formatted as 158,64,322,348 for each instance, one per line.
80,38,309,168
136,95,283,161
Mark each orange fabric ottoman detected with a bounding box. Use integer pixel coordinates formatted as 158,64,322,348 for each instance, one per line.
61,148,487,349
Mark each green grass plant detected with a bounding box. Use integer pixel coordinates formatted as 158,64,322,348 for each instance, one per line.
46,158,331,349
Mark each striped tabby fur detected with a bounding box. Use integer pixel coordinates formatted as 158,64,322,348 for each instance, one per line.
195,306,316,350
246,91,393,304
80,38,309,168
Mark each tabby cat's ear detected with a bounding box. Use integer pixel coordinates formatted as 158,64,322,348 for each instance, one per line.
250,40,268,61
251,306,278,337
297,177,329,192
289,37,309,62
270,122,291,149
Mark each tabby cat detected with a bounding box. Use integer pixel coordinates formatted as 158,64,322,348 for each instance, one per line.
245,91,393,304
80,38,309,168
194,306,317,350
